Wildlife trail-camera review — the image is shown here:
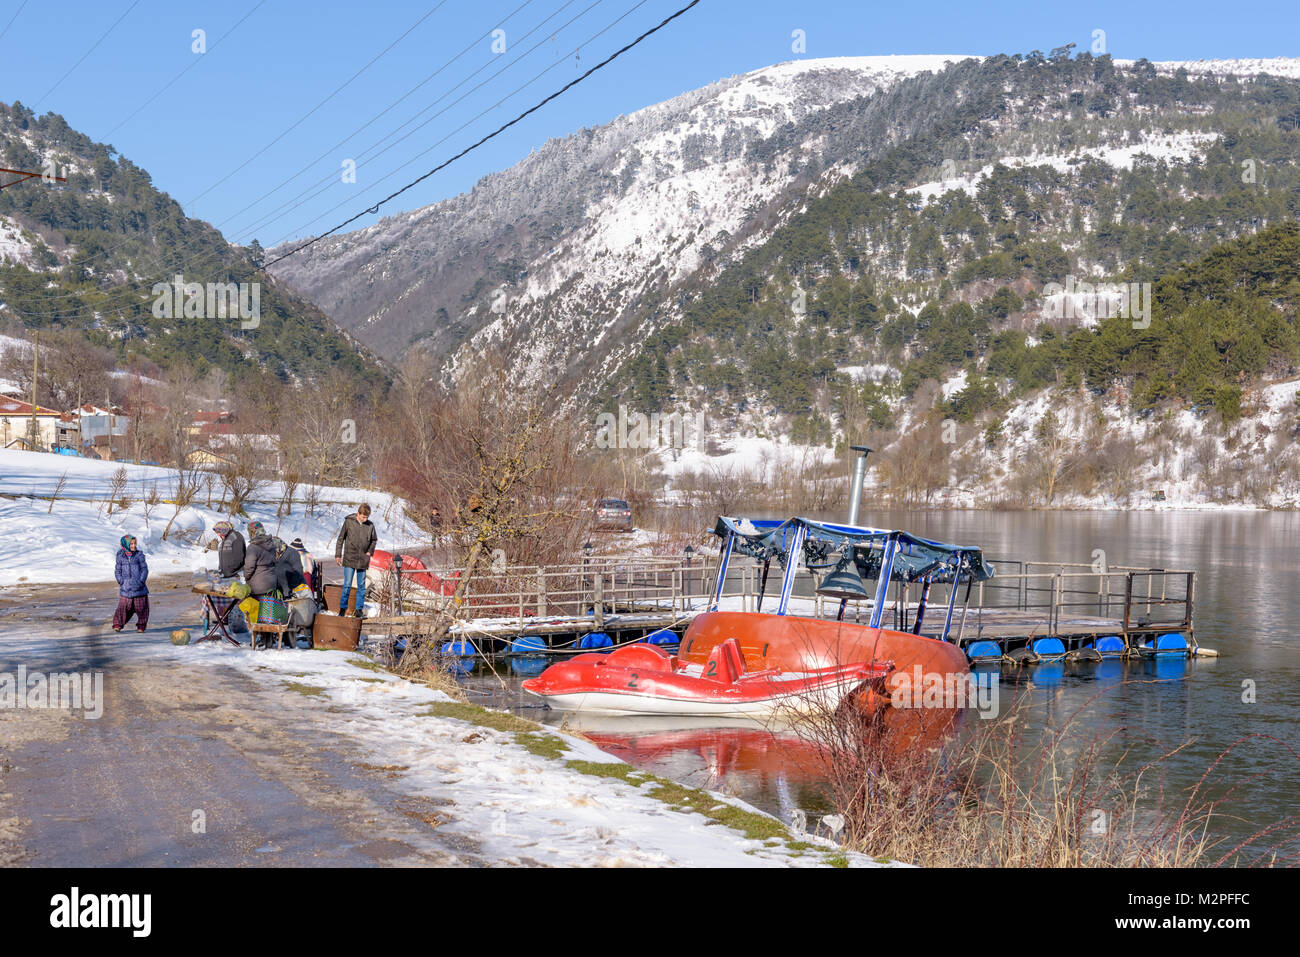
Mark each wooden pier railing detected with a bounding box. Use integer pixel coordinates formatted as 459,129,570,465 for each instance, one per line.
360,553,1194,647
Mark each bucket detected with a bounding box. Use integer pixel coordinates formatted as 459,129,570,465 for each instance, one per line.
312,612,362,650
288,596,317,627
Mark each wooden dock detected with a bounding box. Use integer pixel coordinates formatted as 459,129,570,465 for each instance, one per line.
355,554,1195,658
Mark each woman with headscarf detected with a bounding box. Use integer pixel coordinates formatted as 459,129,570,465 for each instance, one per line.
113,535,150,632
209,520,251,639
213,520,246,580
289,537,316,591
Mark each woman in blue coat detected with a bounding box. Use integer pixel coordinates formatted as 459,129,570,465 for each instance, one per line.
113,535,150,632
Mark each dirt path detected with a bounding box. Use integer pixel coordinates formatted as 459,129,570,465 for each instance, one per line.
0,579,482,866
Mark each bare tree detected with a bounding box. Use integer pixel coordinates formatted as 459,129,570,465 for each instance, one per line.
162,469,201,541
216,435,270,516
284,372,364,488
47,470,69,514
103,466,128,517
387,351,590,676
1031,406,1081,506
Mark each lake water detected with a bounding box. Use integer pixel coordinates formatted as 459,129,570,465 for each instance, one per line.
466,509,1300,862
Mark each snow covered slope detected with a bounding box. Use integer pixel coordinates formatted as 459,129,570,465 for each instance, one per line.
267,55,975,366
0,449,423,586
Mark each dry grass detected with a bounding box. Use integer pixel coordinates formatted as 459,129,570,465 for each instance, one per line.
789,683,1300,868
404,660,467,701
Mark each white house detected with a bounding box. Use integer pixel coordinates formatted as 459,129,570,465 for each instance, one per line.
0,397,62,449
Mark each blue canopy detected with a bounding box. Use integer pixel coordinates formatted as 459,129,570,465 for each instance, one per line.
711,516,994,584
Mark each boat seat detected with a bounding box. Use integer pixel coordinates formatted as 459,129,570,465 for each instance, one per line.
705,637,746,684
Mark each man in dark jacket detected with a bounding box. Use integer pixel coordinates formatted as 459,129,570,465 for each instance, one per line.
336,504,377,617
113,535,150,632
214,520,246,579
242,521,279,597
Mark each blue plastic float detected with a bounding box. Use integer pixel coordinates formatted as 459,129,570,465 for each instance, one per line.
965,640,1003,662
440,639,477,675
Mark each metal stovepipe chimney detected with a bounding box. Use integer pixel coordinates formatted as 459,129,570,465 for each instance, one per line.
847,445,872,526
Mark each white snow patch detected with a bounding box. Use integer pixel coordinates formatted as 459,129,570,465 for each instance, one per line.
0,448,425,586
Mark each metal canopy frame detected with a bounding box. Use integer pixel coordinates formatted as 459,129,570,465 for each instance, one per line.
708,516,993,636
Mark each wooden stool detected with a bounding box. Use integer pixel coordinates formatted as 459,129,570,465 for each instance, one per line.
250,622,292,650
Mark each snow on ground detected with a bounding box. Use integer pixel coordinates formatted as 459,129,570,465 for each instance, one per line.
839,363,898,384
132,634,881,867
0,448,424,586
657,432,837,487
643,371,1300,512
0,216,35,266
876,377,1300,510
1136,57,1300,79
908,132,1217,202
941,369,968,400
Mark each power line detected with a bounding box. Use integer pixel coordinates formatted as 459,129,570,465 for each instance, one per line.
33,1,141,109
232,0,599,244
5,0,701,326
0,0,30,47
263,0,699,266
258,0,640,250
213,0,540,238
8,0,513,311
11,0,620,313
101,0,270,141
218,0,565,242
184,0,453,208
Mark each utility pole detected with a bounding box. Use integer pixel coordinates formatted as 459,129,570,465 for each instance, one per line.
27,331,39,451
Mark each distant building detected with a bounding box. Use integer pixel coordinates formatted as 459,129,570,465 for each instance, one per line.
75,403,130,445
189,422,281,471
0,398,62,449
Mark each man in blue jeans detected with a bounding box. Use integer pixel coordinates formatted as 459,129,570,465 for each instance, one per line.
336,504,377,617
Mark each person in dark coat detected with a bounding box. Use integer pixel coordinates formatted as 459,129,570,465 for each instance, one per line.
113,535,150,632
242,521,279,597
273,536,306,597
214,520,246,579
336,504,377,617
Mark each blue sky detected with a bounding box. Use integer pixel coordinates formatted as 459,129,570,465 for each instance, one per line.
1,0,1296,247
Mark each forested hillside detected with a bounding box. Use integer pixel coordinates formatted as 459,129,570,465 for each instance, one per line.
0,101,385,392
612,53,1300,448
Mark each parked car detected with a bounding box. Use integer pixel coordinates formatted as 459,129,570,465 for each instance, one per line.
594,497,633,532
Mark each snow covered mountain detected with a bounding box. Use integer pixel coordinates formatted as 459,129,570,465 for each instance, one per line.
268,51,1300,508
266,55,974,366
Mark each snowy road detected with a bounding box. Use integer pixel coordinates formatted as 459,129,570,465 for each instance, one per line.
0,578,481,866
0,578,872,868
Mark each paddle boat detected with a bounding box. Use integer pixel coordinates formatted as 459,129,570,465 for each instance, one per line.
524,510,993,716
522,637,891,717
676,513,990,677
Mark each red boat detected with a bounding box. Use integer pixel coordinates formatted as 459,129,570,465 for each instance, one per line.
525,513,990,719
369,549,460,596
522,638,892,718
